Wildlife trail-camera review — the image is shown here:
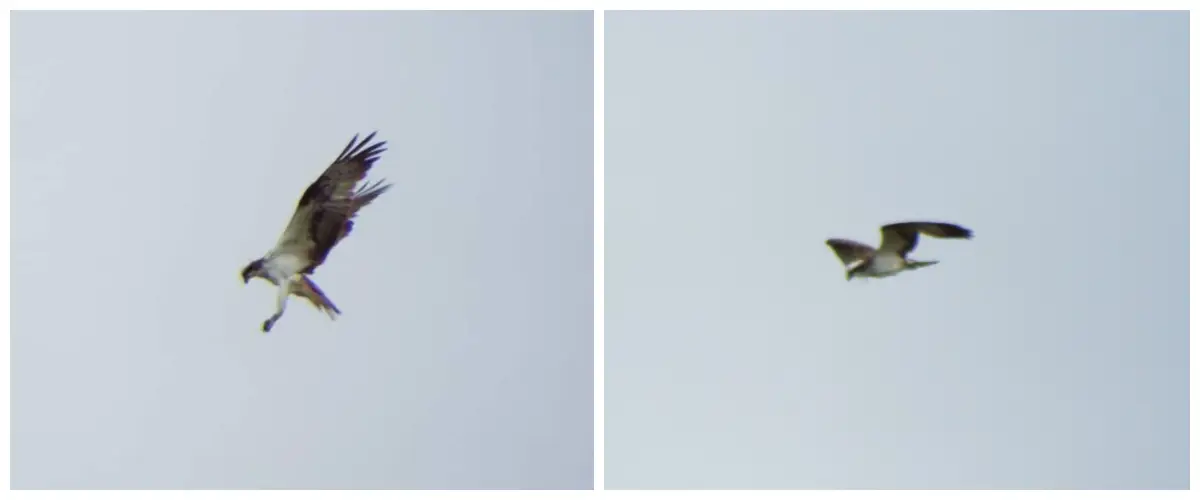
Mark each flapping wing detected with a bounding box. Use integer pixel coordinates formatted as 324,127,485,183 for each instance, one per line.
274,132,392,272
878,221,972,256
303,176,392,274
313,179,391,250
826,238,876,266
300,131,388,209
288,275,341,320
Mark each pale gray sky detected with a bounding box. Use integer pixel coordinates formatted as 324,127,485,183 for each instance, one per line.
12,11,593,489
605,11,1188,489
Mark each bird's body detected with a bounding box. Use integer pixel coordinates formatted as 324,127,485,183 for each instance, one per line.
860,253,908,277
827,221,972,281
241,132,391,332
260,252,307,283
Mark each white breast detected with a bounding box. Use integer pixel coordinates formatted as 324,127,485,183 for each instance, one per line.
868,253,906,274
263,253,306,282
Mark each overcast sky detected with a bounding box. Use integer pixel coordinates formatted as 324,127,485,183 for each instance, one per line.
605,11,1187,489
11,11,593,489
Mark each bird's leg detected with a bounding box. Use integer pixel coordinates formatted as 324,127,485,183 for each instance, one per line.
262,279,291,333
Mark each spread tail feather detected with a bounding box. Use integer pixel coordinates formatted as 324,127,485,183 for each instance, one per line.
291,276,341,320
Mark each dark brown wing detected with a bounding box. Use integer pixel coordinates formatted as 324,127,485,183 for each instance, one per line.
826,238,876,266
301,133,392,273
298,132,387,208
878,221,972,256
331,179,391,244
274,133,387,250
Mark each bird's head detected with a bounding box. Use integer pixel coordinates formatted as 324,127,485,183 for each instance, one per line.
241,258,265,284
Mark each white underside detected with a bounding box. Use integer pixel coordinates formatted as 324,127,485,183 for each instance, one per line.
864,254,906,276
848,254,909,280
263,252,306,284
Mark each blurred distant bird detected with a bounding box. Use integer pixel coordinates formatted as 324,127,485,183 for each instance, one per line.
826,221,972,281
241,132,392,332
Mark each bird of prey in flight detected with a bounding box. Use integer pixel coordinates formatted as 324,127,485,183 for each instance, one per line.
241,132,392,332
826,221,972,281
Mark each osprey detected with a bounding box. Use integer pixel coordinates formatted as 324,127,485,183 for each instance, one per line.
826,221,972,281
241,132,392,332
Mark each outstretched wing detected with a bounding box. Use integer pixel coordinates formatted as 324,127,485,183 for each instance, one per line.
289,275,341,320
274,132,392,272
826,238,876,266
878,221,972,256
310,178,391,264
